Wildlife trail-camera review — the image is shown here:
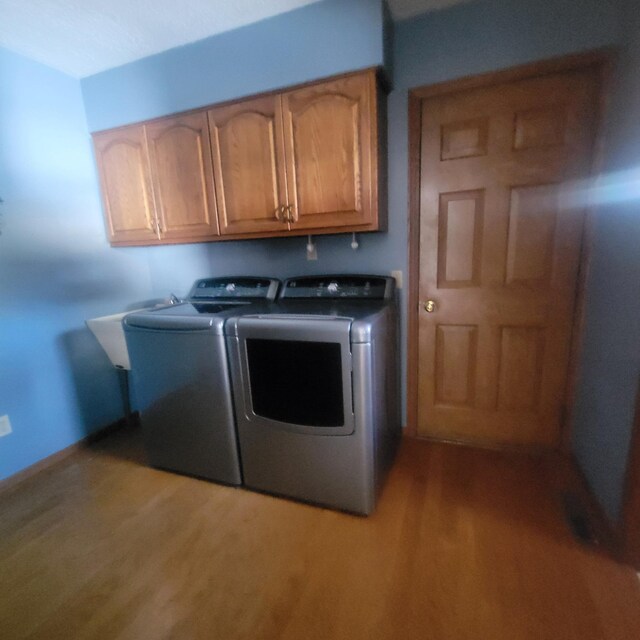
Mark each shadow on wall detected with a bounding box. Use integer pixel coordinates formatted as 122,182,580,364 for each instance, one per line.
58,328,126,437
0,220,150,305
3,252,128,303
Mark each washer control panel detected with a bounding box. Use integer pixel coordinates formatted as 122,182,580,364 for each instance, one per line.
189,277,280,301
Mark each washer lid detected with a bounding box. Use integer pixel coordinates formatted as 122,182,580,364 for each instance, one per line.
124,277,280,334
124,301,251,333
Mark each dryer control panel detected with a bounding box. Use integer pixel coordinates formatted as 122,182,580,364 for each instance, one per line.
281,275,395,300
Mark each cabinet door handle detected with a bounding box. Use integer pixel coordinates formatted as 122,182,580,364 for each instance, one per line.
286,204,297,223
274,205,284,222
154,218,163,239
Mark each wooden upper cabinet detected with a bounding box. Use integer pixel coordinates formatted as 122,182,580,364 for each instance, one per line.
93,69,384,246
208,96,288,235
281,71,378,231
145,112,219,240
93,125,158,244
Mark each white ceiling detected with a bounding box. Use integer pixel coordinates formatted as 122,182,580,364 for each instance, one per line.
0,0,473,79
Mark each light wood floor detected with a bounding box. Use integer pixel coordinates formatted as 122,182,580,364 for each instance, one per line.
1,428,639,640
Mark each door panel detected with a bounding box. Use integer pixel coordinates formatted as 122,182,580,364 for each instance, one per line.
208,96,288,235
281,72,375,230
146,112,219,240
93,126,157,244
505,184,558,286
514,106,567,150
438,190,484,287
417,69,600,446
435,324,478,407
497,326,545,411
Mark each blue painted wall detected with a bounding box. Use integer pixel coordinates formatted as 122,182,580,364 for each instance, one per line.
0,0,387,483
571,0,640,523
81,0,385,132
80,0,408,417
2,0,636,510
388,0,621,422
80,0,623,429
79,0,398,305
0,48,213,482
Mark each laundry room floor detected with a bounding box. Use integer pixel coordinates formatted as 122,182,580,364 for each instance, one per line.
1,427,639,640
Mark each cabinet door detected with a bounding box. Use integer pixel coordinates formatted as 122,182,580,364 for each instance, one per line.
208,96,288,235
93,126,158,244
146,112,219,241
281,71,377,231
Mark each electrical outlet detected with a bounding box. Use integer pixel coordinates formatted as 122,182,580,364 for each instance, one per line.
0,415,12,437
391,270,403,289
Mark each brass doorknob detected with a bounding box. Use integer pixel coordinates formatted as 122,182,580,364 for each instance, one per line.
423,300,437,313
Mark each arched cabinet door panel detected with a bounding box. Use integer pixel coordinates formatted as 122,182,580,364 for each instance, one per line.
146,112,219,241
208,96,288,235
93,125,158,244
281,72,378,232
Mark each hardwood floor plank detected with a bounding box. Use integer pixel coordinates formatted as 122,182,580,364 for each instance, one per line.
1,430,639,639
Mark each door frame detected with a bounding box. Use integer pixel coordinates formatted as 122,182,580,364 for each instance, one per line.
406,49,616,448
618,379,640,568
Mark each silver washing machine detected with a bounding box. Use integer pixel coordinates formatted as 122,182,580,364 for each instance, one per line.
123,277,279,485
226,275,400,514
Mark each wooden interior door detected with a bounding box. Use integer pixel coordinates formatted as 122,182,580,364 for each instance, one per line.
93,125,158,244
417,68,600,447
281,71,375,231
208,96,288,236
146,112,219,240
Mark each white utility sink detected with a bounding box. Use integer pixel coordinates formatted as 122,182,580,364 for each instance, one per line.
86,310,147,370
